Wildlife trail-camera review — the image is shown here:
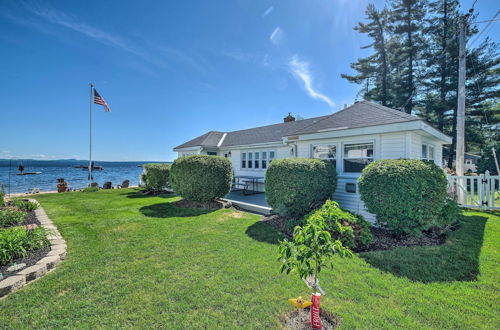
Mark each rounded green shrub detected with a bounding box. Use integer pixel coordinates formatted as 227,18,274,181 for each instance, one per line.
265,158,337,217
142,163,171,192
358,159,449,236
0,209,27,227
170,155,232,203
305,200,373,249
82,187,99,193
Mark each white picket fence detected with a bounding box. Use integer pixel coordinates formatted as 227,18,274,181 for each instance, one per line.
447,170,500,210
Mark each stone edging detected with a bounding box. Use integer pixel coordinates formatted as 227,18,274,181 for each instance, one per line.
0,199,66,299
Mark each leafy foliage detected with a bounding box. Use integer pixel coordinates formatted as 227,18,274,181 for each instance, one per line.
10,200,39,212
305,200,373,249
142,163,171,193
170,155,232,203
0,190,4,207
0,209,27,228
265,158,337,218
476,146,500,175
358,159,450,236
0,226,49,265
278,214,352,285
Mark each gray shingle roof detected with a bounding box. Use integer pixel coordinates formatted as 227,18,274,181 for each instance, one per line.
174,131,224,149
174,101,421,149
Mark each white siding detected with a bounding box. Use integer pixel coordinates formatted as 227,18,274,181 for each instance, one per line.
380,133,406,159
176,130,447,223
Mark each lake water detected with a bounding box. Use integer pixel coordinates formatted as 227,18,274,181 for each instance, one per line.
0,160,167,194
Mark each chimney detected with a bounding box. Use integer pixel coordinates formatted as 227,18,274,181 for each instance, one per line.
283,112,296,123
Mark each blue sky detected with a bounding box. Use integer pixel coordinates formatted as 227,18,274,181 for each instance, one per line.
0,0,498,161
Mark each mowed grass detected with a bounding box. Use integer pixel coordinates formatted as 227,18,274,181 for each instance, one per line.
0,188,499,329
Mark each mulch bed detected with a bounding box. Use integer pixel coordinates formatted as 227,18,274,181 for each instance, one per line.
281,308,339,329
261,214,448,252
171,199,232,210
0,203,50,281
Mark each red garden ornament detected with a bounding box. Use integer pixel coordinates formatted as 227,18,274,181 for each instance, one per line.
310,293,322,329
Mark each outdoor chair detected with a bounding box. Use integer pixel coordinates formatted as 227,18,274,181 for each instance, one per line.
117,180,130,189
102,181,112,189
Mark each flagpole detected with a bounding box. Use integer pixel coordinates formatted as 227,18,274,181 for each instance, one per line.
89,83,93,187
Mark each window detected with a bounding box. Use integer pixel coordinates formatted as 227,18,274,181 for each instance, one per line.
270,151,275,163
428,146,435,161
207,151,217,156
422,144,428,160
254,152,260,168
241,153,246,168
343,143,374,173
262,152,267,169
312,144,336,167
248,152,253,168
345,183,357,193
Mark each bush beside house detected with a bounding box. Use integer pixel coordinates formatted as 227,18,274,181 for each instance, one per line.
359,159,454,236
170,155,232,203
142,163,171,193
305,200,373,249
265,158,337,218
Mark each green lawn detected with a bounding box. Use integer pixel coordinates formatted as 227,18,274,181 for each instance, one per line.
1,188,499,329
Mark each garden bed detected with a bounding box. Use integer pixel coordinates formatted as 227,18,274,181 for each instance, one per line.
280,308,339,329
0,200,51,282
262,214,451,252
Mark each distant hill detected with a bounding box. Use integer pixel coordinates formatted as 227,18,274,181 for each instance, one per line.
0,159,172,167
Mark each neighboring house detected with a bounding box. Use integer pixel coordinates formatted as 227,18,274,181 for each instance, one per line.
444,153,481,173
174,101,452,221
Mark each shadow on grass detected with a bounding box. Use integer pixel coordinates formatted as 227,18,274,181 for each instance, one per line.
123,191,174,199
140,202,213,218
245,221,283,245
360,215,488,283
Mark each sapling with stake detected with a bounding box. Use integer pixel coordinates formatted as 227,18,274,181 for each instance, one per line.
278,213,352,328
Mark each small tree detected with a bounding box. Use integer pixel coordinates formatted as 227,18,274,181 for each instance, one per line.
278,215,352,290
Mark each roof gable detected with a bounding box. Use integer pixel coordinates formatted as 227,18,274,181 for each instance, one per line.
174,101,425,150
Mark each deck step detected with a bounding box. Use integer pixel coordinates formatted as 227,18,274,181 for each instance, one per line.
223,198,272,215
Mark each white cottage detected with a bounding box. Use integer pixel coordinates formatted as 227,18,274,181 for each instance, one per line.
174,101,452,220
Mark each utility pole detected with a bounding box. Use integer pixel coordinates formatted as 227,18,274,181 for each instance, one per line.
455,15,467,177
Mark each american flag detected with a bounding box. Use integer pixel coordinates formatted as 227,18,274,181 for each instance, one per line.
93,89,111,112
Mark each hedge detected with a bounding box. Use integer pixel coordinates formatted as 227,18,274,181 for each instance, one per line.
142,163,171,193
305,200,373,249
170,155,232,203
358,159,451,236
265,158,337,217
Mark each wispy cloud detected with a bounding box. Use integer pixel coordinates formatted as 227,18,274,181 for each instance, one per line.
262,6,274,17
23,4,168,69
288,55,335,108
269,26,284,45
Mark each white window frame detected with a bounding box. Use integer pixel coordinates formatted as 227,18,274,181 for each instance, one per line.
311,143,338,167
241,152,247,169
240,150,276,171
428,145,435,161
342,141,375,174
421,144,428,161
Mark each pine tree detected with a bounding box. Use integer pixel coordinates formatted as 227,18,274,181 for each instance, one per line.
341,5,392,106
389,0,428,114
